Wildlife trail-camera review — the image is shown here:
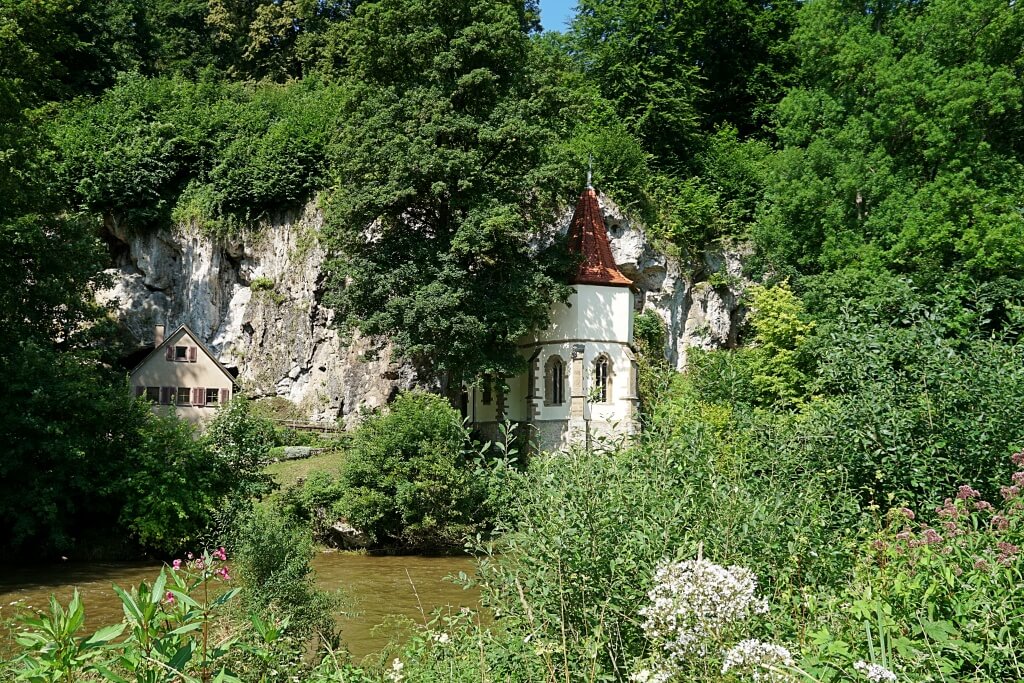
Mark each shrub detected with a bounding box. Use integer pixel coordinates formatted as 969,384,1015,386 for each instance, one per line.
229,505,338,641
337,391,486,548
203,396,277,498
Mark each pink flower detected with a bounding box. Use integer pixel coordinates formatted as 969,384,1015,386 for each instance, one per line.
997,542,1019,566
1012,471,1024,486
895,530,912,542
172,559,182,570
973,558,990,571
1011,451,1024,466
217,566,231,581
899,507,915,520
195,558,205,570
974,500,993,511
165,591,175,604
957,485,980,500
922,528,943,545
186,552,194,560
992,515,1009,531
213,546,227,561
1000,485,1020,501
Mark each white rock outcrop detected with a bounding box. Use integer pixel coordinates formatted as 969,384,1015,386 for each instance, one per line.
99,196,749,423
100,203,417,426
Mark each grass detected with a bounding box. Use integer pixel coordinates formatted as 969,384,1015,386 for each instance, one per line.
265,449,346,489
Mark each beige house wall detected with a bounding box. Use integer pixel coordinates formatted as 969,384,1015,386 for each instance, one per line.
130,327,234,424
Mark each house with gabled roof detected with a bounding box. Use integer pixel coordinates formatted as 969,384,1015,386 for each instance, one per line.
130,324,237,424
465,181,639,451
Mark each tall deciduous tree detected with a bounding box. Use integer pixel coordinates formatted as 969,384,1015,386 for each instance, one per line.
569,0,798,170
323,0,571,394
756,0,1024,294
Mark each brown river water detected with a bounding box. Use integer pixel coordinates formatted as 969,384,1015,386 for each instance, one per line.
0,553,477,661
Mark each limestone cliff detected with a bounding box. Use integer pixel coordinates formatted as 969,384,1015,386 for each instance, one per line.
98,203,417,426
98,196,749,423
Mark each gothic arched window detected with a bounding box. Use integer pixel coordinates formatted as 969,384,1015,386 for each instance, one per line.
594,355,611,403
545,355,565,406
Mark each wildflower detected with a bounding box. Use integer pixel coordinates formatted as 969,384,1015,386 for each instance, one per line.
628,667,672,683
430,631,451,645
217,566,231,581
854,660,897,682
1013,471,1024,487
897,507,915,520
1000,485,1020,501
722,639,795,682
195,558,205,570
165,591,176,605
992,515,1009,531
1011,451,1024,466
186,552,194,560
996,542,1019,566
956,485,980,500
213,546,227,561
921,528,942,545
974,500,993,512
973,558,990,571
935,499,959,519
386,658,404,683
172,559,182,570
895,531,912,542
638,558,768,661
871,540,887,552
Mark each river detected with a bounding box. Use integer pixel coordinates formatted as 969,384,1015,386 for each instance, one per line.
0,553,477,661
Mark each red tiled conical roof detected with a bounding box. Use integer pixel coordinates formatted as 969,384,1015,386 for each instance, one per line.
566,187,633,287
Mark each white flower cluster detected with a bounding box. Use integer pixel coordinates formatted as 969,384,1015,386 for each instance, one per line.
628,667,673,683
854,661,897,682
386,657,405,683
721,639,795,682
638,558,769,660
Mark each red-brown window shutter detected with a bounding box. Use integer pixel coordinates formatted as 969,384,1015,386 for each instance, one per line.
160,387,171,404
165,346,173,361
194,387,205,406
220,388,230,404
188,346,197,362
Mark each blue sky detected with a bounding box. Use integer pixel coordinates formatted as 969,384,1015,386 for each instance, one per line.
539,0,576,31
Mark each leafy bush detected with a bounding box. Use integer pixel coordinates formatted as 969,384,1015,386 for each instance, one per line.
203,396,277,498
118,412,232,554
337,391,486,548
229,505,338,640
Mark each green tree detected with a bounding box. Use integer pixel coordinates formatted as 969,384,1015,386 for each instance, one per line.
337,391,484,547
323,0,573,394
569,0,798,169
756,0,1024,293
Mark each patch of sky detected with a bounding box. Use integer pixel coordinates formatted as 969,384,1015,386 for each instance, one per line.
539,0,576,31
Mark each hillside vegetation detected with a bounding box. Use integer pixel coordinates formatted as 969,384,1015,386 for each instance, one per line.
1,0,1023,680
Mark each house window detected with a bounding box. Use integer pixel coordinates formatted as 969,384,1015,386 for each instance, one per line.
174,346,188,361
482,380,492,406
176,387,192,405
145,387,160,402
206,388,220,405
545,355,565,405
594,356,611,403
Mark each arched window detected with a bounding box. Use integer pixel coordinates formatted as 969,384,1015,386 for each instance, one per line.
545,355,565,406
594,355,611,403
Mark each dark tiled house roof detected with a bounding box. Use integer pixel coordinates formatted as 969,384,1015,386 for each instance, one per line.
566,187,633,287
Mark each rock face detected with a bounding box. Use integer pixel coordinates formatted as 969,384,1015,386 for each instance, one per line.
599,194,751,370
99,203,417,426
98,196,749,423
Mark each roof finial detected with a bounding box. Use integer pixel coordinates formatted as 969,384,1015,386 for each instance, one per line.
586,152,593,189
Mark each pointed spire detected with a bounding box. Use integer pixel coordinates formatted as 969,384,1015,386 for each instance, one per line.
565,183,632,288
